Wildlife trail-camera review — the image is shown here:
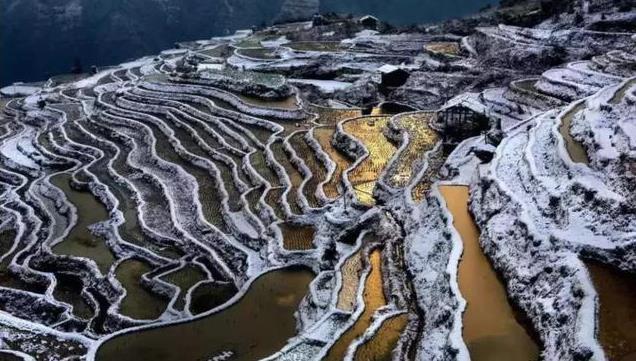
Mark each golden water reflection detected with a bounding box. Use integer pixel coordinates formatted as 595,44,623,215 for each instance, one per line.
388,112,439,188
440,186,539,361
314,126,352,200
337,250,363,312
353,313,409,361
343,117,397,206
324,249,387,361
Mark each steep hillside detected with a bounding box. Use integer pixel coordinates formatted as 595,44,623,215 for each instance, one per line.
2,0,502,87
0,2,634,361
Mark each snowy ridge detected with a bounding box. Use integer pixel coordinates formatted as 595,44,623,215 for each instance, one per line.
469,79,636,360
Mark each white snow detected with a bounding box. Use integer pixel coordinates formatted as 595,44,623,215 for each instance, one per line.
0,132,40,170
160,48,188,56
355,30,378,38
0,84,40,97
197,63,225,72
229,211,259,239
261,36,290,48
213,29,253,42
440,92,487,114
376,64,400,74
469,81,636,359
288,79,352,93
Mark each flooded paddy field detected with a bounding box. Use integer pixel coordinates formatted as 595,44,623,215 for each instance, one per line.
96,267,314,361
236,48,282,60
237,94,299,110
50,173,115,275
440,186,539,361
585,261,636,361
386,112,439,188
115,259,168,320
337,250,364,312
289,131,327,208
324,249,387,361
271,139,305,214
314,126,353,199
287,42,345,52
161,264,208,311
353,313,409,361
559,103,588,164
1,12,634,361
189,281,237,316
52,272,93,319
279,222,315,251
343,116,397,206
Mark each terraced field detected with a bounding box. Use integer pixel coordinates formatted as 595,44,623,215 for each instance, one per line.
343,116,397,206
0,12,634,361
0,48,422,360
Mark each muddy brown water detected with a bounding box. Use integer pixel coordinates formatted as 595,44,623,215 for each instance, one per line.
610,79,636,104
115,259,168,320
585,261,636,361
440,186,539,361
53,273,93,319
353,313,409,361
50,173,115,275
324,249,388,361
559,103,588,164
337,250,364,312
189,281,237,315
161,265,208,311
96,267,314,361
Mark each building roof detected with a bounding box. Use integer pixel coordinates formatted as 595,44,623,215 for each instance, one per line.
439,92,487,114
360,15,380,23
377,64,404,74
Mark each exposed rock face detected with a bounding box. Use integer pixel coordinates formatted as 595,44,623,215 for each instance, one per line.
277,0,320,22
